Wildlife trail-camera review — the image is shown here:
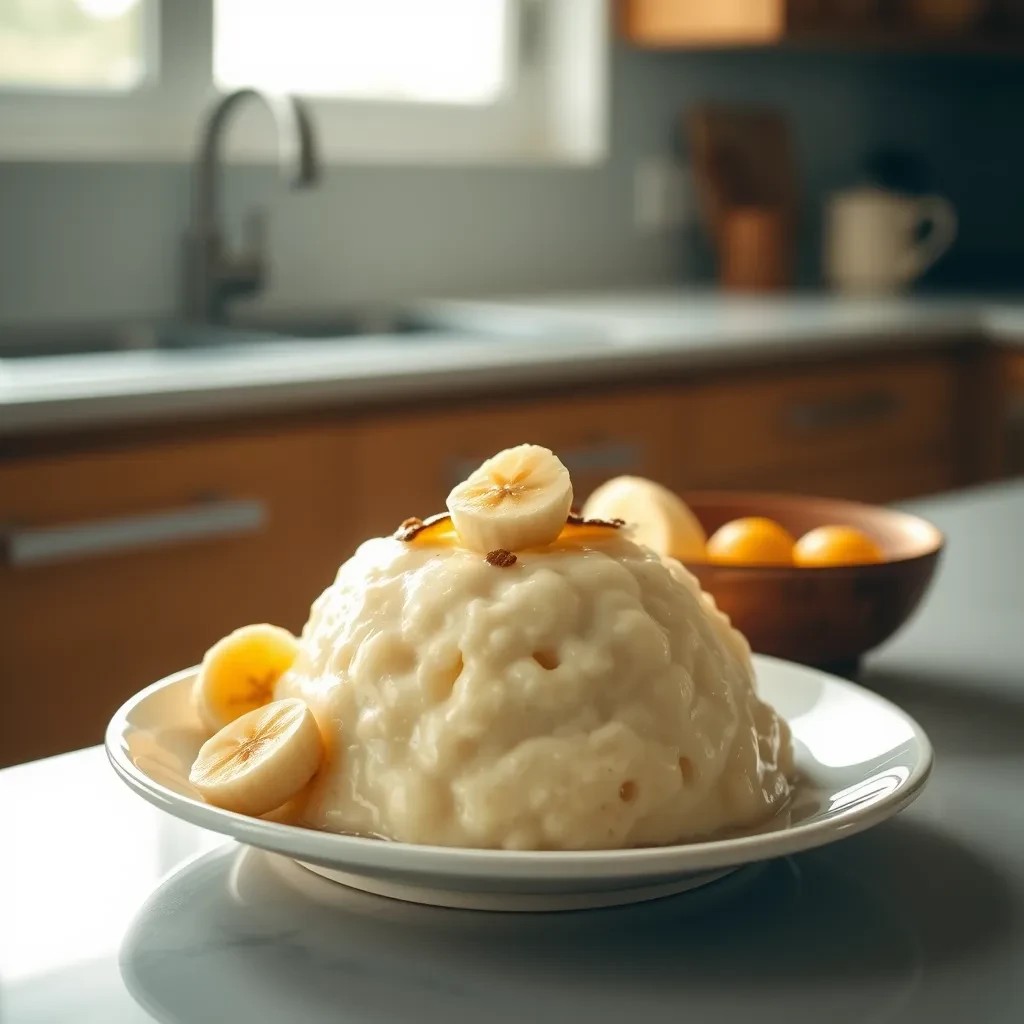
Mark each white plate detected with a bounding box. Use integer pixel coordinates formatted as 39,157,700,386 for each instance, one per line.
106,655,932,912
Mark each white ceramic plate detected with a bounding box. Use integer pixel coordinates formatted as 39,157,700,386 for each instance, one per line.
106,655,932,912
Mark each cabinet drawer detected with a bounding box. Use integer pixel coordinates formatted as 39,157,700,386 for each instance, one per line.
674,354,959,481
353,387,687,529
356,354,961,525
683,444,958,503
1006,350,1024,476
0,425,359,766
1007,349,1024,395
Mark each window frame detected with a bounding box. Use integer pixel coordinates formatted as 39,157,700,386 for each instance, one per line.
0,0,607,166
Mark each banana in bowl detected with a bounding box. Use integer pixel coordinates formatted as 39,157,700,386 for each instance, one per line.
188,445,794,851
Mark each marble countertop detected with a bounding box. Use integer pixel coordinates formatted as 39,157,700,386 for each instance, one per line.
3,291,1024,438
2,479,1022,1024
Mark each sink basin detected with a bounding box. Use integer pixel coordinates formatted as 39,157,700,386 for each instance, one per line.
0,322,289,360
226,308,438,340
0,311,454,360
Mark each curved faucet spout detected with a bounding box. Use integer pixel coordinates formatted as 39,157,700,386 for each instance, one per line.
185,88,320,323
194,88,319,230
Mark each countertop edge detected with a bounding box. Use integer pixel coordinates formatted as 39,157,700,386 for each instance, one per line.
1,297,1021,440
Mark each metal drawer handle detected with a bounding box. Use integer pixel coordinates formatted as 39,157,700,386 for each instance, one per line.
450,442,643,488
3,498,267,568
784,390,903,433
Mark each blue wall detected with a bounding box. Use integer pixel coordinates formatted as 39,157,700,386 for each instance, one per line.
1,45,1021,328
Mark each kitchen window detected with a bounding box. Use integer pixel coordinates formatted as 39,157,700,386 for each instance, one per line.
214,0,509,105
0,0,606,164
0,0,150,92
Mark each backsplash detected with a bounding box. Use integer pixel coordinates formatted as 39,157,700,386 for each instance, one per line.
1,44,1023,329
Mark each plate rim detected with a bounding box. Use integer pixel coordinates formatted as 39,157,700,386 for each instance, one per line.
105,654,933,880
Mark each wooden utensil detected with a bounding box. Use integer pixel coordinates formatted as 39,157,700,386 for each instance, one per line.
719,205,792,290
688,104,798,237
687,103,798,282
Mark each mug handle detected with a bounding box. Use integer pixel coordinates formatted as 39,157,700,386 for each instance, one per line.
900,195,957,282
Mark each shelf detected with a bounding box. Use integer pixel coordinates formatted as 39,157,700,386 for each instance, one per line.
619,0,789,46
618,0,1024,55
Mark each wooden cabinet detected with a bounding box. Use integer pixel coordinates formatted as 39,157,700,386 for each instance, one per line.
0,343,990,766
618,0,1023,50
0,422,362,767
350,386,688,529
1005,347,1024,476
614,0,790,47
619,0,803,47
666,351,964,496
355,350,967,521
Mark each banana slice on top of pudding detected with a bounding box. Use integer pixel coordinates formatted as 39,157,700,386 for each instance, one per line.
260,443,793,851
446,443,573,552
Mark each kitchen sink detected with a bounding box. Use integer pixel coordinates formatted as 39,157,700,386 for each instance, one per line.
0,322,294,360
226,308,438,340
0,312,444,360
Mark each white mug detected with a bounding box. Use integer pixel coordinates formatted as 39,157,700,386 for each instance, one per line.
824,186,957,294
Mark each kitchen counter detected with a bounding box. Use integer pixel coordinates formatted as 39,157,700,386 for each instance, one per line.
2,480,1022,1024
3,292,1023,438
418,290,1024,346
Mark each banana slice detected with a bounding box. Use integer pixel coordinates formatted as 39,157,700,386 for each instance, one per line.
189,698,323,817
193,623,301,734
582,476,707,561
447,444,573,553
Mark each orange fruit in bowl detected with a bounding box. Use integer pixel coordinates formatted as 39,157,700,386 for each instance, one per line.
706,517,795,566
794,525,885,567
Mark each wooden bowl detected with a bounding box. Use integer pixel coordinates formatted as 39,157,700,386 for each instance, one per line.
680,491,944,670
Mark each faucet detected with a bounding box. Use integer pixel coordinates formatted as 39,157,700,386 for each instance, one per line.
184,88,319,324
